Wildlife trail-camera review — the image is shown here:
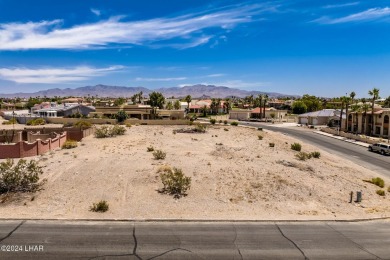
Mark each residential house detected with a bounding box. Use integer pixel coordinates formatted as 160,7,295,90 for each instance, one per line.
298,109,344,126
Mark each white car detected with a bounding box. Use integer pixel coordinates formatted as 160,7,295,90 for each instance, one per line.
368,143,390,155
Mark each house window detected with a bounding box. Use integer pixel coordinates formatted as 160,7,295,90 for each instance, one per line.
384,115,389,124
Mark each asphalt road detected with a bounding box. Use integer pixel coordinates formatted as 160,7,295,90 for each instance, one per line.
242,122,390,177
0,220,390,259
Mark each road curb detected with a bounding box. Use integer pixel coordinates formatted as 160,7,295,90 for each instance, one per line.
0,217,389,223
314,131,370,148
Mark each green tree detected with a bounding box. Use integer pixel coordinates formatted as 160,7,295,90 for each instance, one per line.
149,92,165,109
292,101,307,114
166,101,173,110
174,100,181,110
301,94,322,112
383,96,390,108
114,97,126,106
184,95,192,111
368,88,380,136
116,110,128,123
223,98,231,114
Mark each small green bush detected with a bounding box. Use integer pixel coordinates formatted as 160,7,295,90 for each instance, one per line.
153,150,166,160
224,128,229,131
291,143,302,151
224,120,228,125
74,120,92,129
210,119,216,125
269,143,275,147
370,177,385,188
90,200,109,212
295,152,312,161
94,125,126,138
376,190,385,196
219,120,222,124
160,167,191,198
230,121,238,126
194,123,206,133
310,151,321,159
0,159,43,194
258,135,263,140
26,118,46,126
257,127,263,131
110,125,126,136
147,146,154,152
125,123,132,128
2,118,18,125
62,140,78,149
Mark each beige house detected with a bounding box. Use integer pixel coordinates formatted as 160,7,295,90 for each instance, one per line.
346,108,390,137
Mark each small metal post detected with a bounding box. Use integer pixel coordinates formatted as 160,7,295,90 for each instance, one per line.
356,191,362,203
349,191,353,203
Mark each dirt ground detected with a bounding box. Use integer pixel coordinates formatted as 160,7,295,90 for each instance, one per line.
0,124,389,220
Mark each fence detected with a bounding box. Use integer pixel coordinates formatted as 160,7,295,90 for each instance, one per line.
321,128,379,144
0,132,67,159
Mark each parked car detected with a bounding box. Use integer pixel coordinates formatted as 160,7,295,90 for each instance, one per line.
368,143,390,155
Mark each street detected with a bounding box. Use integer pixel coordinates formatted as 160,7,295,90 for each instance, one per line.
0,220,390,259
242,122,390,177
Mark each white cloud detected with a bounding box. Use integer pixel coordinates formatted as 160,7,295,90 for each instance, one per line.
314,7,390,24
91,8,101,16
135,77,187,82
323,2,360,9
205,73,226,78
0,66,124,83
0,4,266,50
179,80,269,89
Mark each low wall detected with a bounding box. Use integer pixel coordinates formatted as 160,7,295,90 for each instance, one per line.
124,119,189,125
0,132,67,159
65,127,95,141
0,130,23,143
321,128,378,144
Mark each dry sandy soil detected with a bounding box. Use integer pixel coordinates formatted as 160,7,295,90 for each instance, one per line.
0,123,389,220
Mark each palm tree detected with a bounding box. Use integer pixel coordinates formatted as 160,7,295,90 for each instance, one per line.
223,98,231,114
138,91,143,104
368,88,380,136
339,96,348,130
210,98,218,114
263,94,268,120
184,95,192,112
349,92,356,132
384,96,390,108
344,96,351,131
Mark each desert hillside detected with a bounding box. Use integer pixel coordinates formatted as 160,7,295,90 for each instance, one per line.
0,124,389,220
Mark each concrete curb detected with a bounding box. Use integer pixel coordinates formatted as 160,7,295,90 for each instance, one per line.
314,131,370,148
0,217,389,223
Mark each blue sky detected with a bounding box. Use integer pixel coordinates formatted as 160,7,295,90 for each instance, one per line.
0,0,390,97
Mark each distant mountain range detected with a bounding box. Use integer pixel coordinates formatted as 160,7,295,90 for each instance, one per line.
0,84,299,99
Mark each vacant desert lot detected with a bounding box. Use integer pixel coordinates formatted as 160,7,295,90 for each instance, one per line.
0,124,389,220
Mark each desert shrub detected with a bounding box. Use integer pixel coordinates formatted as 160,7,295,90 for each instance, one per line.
90,200,109,212
147,146,154,152
94,125,126,138
230,121,238,126
219,120,222,124
74,120,92,129
388,186,390,192
310,151,321,159
224,120,228,125
210,119,216,125
26,118,46,126
376,190,385,196
94,126,111,138
62,140,78,149
370,177,385,188
257,127,263,131
2,118,18,125
125,123,132,128
224,128,229,131
194,123,206,133
269,143,275,147
110,125,126,136
116,111,128,123
160,167,191,198
258,135,263,140
153,150,166,160
0,159,43,194
295,152,312,161
291,143,302,151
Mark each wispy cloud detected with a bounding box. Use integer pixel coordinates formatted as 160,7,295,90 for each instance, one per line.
135,77,187,82
0,66,124,83
0,4,267,50
313,7,390,24
205,74,226,78
323,2,360,9
90,8,101,16
179,80,269,89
